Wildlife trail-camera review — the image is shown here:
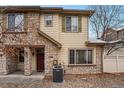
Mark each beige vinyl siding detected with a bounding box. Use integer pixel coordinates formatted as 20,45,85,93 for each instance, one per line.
59,15,96,65
40,14,60,41
40,14,97,65
60,15,88,45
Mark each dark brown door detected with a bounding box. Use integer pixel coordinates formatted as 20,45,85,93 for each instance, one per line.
37,53,44,72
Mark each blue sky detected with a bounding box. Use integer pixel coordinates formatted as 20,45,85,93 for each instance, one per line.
42,5,88,10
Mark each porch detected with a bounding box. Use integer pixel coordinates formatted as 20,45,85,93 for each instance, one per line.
5,46,45,76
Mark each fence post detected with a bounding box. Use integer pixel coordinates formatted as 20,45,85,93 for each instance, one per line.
116,54,118,73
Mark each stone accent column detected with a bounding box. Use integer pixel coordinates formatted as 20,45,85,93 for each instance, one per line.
0,53,8,75
24,47,32,76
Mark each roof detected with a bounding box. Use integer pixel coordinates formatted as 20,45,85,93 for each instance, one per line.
108,39,124,43
37,30,62,48
86,38,124,46
85,39,107,46
0,6,95,16
116,28,124,32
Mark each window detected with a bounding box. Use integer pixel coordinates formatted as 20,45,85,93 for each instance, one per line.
44,15,53,26
18,49,24,63
117,31,124,39
8,13,24,32
66,16,78,32
69,49,92,64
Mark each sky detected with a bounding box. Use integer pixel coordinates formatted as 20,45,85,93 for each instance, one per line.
42,5,88,10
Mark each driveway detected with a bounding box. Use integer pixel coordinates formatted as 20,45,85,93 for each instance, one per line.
0,73,124,88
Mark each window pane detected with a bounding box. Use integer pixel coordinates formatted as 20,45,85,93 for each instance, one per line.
75,50,92,64
46,20,52,26
15,14,24,32
8,14,24,32
66,16,71,32
76,50,86,64
88,50,92,64
45,15,53,26
45,15,52,20
70,50,75,64
72,16,78,32
8,14,15,30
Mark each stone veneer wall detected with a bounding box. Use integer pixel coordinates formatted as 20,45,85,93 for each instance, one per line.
0,54,8,74
24,47,32,76
0,12,59,75
0,50,18,74
64,47,103,74
6,54,18,74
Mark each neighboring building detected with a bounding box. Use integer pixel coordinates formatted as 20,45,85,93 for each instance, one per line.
101,28,124,41
0,6,103,76
101,28,124,73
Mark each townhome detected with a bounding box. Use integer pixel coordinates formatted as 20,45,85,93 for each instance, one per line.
0,6,103,76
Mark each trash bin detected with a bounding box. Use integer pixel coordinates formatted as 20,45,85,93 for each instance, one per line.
53,68,63,83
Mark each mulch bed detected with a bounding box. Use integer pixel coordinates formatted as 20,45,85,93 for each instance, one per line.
0,73,124,88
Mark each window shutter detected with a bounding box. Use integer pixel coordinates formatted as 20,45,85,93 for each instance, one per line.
78,15,82,32
24,14,28,32
62,15,65,32
3,14,7,31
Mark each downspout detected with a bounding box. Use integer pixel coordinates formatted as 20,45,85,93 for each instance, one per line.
101,46,104,73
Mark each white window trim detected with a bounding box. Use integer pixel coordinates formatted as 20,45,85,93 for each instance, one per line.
65,16,78,32
44,14,53,27
69,48,94,65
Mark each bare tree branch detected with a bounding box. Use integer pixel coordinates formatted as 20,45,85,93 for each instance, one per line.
88,5,124,39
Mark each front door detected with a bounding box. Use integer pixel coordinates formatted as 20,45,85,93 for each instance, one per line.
37,49,44,72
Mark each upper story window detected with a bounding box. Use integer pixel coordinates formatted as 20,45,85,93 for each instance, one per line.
117,31,124,40
8,13,24,32
66,16,78,32
44,15,53,27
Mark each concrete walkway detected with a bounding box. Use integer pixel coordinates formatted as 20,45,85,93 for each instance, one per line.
0,71,44,84
0,71,45,78
0,71,45,88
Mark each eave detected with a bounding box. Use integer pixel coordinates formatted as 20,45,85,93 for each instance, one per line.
85,40,106,46
0,6,95,17
37,30,62,48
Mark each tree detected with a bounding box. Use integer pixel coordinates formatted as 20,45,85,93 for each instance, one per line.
88,5,124,39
